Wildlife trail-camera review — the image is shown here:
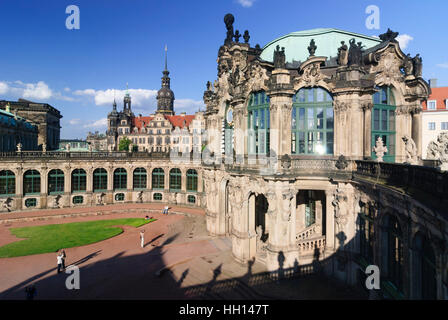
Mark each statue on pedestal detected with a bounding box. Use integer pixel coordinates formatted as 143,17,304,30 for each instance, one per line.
402,135,418,165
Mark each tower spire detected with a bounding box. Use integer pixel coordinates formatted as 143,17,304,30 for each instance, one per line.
164,44,168,71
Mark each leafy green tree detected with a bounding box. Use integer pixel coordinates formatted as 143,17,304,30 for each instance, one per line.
118,136,132,151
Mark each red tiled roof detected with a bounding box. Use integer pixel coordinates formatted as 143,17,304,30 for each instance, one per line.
422,87,448,111
165,115,195,128
131,114,195,131
132,116,153,129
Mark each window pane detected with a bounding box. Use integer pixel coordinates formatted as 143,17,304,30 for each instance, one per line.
326,108,334,129
317,108,324,129
382,109,388,130
307,108,314,129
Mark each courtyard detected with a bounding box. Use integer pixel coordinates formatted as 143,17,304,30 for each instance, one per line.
0,204,365,300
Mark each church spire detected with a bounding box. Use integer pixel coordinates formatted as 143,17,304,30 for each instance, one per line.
164,44,168,71
156,45,175,115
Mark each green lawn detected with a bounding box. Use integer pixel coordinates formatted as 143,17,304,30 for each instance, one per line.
0,218,155,258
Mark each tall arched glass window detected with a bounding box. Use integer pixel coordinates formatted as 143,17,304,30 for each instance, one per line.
304,190,316,227
71,169,86,193
248,91,270,155
413,234,437,300
169,168,182,191
186,169,198,192
114,168,127,191
152,168,165,190
0,170,15,196
24,170,40,195
223,102,234,156
292,87,334,155
48,169,64,195
382,215,404,294
372,86,396,162
93,168,107,192
133,167,147,190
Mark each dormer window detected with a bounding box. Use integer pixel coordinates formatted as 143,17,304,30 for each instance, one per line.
427,100,437,110
121,120,127,125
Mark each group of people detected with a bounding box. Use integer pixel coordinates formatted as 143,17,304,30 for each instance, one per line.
56,249,66,273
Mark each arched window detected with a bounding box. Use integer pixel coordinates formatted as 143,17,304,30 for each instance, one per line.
358,202,375,264
152,168,164,190
372,86,396,162
413,234,437,299
114,168,127,190
0,170,15,196
93,168,107,192
133,168,147,190
48,169,64,195
248,91,270,155
292,87,334,155
382,215,404,294
223,102,234,155
71,169,86,193
169,168,182,191
186,169,198,192
24,170,40,196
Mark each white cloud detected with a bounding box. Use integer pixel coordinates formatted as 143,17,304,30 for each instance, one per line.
83,118,107,129
237,0,256,7
22,81,53,100
0,82,9,95
68,118,81,125
174,99,205,113
396,34,413,50
74,87,158,108
437,62,448,69
64,87,71,92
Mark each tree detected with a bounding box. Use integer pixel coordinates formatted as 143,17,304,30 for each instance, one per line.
118,136,132,151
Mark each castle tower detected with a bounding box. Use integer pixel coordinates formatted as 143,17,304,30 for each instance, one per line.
156,45,175,115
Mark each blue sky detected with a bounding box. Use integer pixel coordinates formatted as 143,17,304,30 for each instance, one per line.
0,0,447,139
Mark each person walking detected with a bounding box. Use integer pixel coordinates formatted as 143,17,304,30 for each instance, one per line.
61,249,66,270
57,252,63,274
140,230,145,248
164,205,169,215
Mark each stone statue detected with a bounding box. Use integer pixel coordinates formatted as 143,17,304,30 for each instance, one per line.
308,39,317,57
379,28,399,42
16,143,22,152
412,54,423,78
348,39,363,66
403,54,414,77
273,45,286,69
128,144,133,152
255,225,264,253
337,41,348,66
224,13,235,45
1,197,12,212
243,30,250,43
402,135,418,165
372,137,388,162
332,187,348,232
426,132,448,170
42,143,47,153
88,143,93,152
66,143,71,152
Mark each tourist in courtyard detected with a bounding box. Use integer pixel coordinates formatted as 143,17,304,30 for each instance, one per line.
164,205,169,215
61,249,66,269
57,252,63,273
140,230,145,248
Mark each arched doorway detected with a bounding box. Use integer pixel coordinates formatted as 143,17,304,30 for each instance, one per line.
255,194,269,243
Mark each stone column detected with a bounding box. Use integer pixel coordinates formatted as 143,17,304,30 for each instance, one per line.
411,107,422,158
147,166,152,190
86,167,93,193
181,168,187,192
268,69,294,158
164,167,170,191
363,103,373,158
325,189,335,251
16,167,23,210
40,167,48,209
232,99,246,158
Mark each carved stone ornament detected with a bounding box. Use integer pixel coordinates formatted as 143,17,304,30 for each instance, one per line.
302,63,323,86
426,132,448,170
379,28,399,42
332,187,348,230
337,41,349,66
281,154,291,169
373,137,388,162
335,155,349,170
245,61,269,94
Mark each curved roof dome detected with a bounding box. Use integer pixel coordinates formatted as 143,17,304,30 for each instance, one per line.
260,28,382,64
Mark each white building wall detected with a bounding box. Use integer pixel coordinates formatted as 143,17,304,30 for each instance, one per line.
422,111,448,158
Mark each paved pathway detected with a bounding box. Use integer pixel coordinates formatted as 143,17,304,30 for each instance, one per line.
0,204,366,300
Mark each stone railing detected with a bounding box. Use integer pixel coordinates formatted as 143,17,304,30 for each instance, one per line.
297,235,326,253
0,151,187,161
296,224,320,241
354,160,448,200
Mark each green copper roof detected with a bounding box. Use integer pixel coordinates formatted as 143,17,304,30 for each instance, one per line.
260,28,382,64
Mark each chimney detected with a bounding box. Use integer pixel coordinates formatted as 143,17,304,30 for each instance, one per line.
429,78,438,88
